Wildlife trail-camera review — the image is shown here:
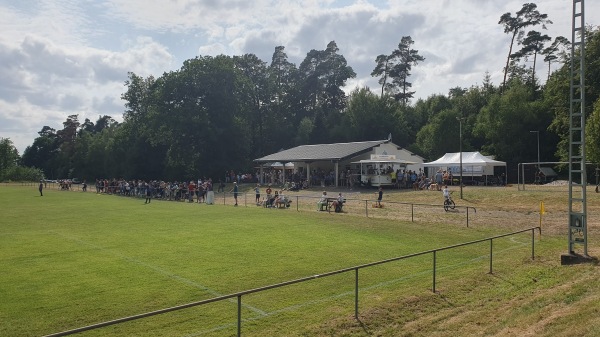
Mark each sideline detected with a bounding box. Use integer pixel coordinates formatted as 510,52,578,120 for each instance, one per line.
182,239,531,336
49,231,268,317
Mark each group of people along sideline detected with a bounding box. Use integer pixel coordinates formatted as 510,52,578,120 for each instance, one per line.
255,183,292,208
44,174,453,210
316,191,346,212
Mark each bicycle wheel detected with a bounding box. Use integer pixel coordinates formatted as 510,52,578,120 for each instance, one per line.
448,199,455,210
443,199,450,212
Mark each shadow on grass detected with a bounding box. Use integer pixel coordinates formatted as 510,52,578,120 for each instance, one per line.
356,317,371,335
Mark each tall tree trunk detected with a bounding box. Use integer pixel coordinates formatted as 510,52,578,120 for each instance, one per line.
532,52,538,87
502,31,518,90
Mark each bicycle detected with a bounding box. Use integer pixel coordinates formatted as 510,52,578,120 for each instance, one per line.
443,192,456,212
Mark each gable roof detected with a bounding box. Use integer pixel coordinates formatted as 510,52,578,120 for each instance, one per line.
255,140,388,163
423,152,506,166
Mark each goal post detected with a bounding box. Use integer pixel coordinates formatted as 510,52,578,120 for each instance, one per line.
517,162,599,191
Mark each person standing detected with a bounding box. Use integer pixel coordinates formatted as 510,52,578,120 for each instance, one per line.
377,186,383,207
232,181,239,206
435,169,443,190
254,183,261,205
265,184,273,206
188,180,196,203
39,180,43,196
145,181,152,204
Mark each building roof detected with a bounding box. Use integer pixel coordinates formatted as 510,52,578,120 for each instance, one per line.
254,140,388,163
539,167,558,177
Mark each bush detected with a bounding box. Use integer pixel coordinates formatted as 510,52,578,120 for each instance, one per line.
0,166,44,182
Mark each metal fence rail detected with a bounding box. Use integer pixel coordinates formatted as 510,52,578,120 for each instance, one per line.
7,183,477,226
43,227,540,337
213,193,478,227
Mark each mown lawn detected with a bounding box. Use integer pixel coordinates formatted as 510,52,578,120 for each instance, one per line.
0,184,598,337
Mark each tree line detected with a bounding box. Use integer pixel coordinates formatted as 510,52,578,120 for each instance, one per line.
2,3,599,183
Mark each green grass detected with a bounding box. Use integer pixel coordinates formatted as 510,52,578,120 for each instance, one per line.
0,184,598,336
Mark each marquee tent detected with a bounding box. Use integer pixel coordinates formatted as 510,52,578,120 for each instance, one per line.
423,152,506,184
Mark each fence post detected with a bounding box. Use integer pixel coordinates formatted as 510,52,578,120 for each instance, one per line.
296,196,299,211
354,268,359,319
223,192,226,205
489,239,493,274
432,250,436,293
531,228,535,260
365,200,368,218
237,295,242,337
411,204,414,222
466,207,469,227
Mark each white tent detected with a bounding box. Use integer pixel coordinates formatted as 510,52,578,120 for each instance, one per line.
423,152,506,184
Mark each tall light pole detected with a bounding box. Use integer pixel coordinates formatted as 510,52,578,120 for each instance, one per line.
457,117,464,199
530,130,540,170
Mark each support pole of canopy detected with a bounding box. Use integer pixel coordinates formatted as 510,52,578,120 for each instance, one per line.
260,165,264,184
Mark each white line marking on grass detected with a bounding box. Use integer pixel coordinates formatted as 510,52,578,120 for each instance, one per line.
183,241,530,336
49,231,267,316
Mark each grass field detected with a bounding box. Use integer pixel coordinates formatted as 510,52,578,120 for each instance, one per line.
1,183,599,336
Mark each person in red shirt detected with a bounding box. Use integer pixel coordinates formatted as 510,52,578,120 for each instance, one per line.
188,181,196,203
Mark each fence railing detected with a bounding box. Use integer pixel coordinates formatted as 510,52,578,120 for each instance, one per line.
43,227,540,337
242,194,477,227
8,182,479,227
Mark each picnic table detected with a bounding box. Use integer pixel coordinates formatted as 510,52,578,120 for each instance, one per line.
319,197,345,213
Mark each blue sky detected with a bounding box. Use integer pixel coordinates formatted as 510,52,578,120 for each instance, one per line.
1,0,598,153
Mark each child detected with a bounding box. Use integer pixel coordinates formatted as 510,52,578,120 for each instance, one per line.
255,184,261,205
377,186,383,207
442,185,450,201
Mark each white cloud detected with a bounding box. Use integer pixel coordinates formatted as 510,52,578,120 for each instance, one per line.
198,43,227,56
0,27,173,152
0,0,598,154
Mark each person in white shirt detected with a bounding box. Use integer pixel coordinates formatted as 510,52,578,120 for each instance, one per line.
442,185,450,201
332,192,344,212
317,191,327,211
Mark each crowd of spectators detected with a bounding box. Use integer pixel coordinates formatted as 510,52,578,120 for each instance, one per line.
93,178,215,202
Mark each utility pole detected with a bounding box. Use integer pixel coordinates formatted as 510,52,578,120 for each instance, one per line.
457,117,464,199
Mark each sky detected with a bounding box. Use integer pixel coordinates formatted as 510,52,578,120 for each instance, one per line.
1,0,598,154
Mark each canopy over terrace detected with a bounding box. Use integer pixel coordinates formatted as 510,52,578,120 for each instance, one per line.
351,157,417,187
423,152,507,185
270,162,294,168
254,140,390,186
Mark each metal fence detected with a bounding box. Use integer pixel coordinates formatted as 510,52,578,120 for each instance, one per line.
6,183,479,226
43,227,540,337
219,193,477,227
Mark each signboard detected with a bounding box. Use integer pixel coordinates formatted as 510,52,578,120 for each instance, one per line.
448,166,484,175
370,154,396,160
